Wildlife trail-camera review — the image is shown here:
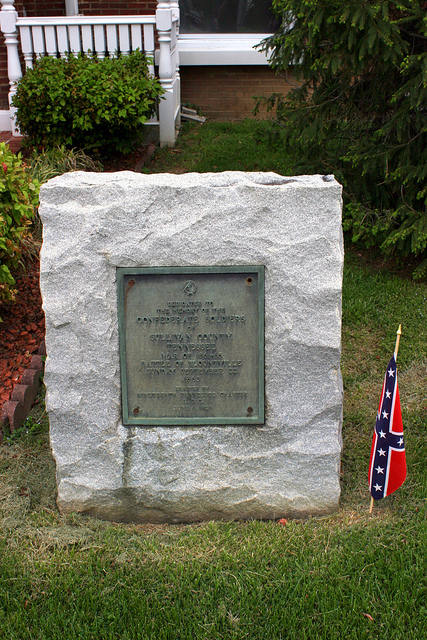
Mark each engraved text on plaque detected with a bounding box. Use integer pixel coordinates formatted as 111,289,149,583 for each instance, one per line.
117,266,264,425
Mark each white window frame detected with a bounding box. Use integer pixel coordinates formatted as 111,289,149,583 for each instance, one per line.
178,33,272,65
63,0,272,65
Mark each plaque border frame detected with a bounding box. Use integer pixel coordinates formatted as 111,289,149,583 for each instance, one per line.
117,265,265,426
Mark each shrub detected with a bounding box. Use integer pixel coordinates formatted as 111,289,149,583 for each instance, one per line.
0,143,39,314
12,51,163,155
257,0,427,276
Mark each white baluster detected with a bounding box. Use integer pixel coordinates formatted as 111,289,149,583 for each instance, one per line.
32,25,45,58
57,25,69,58
44,25,57,56
81,23,93,54
143,23,154,76
1,0,22,134
118,24,130,55
106,24,118,57
19,25,33,69
93,24,105,59
131,23,142,51
68,24,81,55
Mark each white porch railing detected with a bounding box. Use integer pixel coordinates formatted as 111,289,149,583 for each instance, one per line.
0,0,180,147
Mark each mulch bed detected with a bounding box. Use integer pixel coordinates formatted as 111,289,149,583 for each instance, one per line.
0,259,45,412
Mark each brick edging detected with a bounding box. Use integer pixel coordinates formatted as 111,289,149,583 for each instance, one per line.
0,341,46,444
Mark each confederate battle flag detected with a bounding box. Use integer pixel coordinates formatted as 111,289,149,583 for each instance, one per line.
369,354,406,500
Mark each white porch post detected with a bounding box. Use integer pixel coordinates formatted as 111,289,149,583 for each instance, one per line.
65,0,79,16
170,0,181,130
156,0,180,147
1,0,22,135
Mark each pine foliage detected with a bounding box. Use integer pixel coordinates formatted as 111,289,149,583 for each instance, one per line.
259,0,427,275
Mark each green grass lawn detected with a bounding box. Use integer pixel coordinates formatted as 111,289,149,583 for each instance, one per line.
1,120,426,639
146,120,296,176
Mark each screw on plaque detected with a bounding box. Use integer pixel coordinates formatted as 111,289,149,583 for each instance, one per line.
246,277,254,286
133,407,140,415
247,407,253,415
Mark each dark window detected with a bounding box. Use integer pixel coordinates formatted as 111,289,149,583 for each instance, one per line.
180,0,279,34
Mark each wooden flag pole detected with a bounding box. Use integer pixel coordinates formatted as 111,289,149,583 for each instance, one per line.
394,324,402,359
369,324,402,514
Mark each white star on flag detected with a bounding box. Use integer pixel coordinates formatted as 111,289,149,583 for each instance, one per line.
375,466,384,474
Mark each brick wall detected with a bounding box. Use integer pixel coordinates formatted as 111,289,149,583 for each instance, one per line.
0,43,7,110
180,66,295,121
15,1,65,16
1,1,66,111
78,1,156,14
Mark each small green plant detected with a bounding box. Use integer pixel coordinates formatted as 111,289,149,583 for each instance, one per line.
27,145,102,184
13,51,163,154
3,416,41,445
0,142,39,314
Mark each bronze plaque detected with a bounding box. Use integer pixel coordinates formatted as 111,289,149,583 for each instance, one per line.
117,266,264,425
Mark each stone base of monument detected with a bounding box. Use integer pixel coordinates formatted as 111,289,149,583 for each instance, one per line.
39,171,343,523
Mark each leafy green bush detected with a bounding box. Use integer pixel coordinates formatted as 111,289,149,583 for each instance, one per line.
258,0,427,276
12,51,163,154
0,143,39,313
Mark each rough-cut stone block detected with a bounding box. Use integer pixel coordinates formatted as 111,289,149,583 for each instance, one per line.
39,171,344,523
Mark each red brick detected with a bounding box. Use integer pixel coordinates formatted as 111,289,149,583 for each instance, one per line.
21,368,41,388
38,340,47,356
30,355,44,372
1,400,26,433
181,65,295,120
0,411,8,443
11,383,37,416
